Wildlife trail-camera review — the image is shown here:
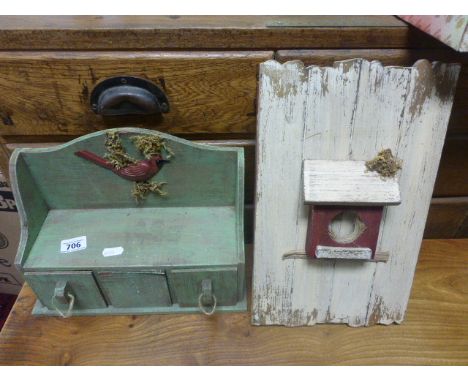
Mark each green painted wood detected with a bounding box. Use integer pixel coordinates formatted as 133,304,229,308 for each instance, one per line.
11,128,245,316
14,128,240,209
23,207,238,270
169,267,238,307
25,271,107,311
96,271,172,308
9,153,48,271
31,292,247,316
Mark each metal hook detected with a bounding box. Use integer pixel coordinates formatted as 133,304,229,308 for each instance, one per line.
51,280,75,318
51,292,75,318
198,279,217,316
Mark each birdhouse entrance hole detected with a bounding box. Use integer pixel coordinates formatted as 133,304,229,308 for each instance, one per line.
328,211,366,244
306,206,384,259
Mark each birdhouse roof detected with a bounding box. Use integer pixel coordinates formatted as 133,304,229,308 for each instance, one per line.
303,160,401,206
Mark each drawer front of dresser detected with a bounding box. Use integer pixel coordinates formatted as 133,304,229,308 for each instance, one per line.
96,271,172,308
168,267,238,307
0,51,272,137
25,271,107,311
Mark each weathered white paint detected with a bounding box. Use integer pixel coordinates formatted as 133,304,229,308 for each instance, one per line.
252,59,460,326
303,160,401,205
316,246,372,260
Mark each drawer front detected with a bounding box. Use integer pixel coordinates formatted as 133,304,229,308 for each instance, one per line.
96,271,172,308
169,267,238,307
25,271,107,311
0,51,271,137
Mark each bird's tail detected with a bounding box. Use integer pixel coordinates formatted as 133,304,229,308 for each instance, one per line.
75,150,114,170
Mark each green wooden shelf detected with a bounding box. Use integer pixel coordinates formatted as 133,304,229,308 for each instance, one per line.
10,128,246,317
24,206,239,271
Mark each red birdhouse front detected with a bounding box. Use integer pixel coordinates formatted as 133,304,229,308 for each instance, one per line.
303,160,401,260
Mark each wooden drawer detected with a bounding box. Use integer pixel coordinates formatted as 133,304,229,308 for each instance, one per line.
0,51,272,137
168,267,238,307
96,271,172,308
25,271,107,311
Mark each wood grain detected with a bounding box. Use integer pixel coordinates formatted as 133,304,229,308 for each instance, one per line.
0,141,10,180
0,51,271,136
0,16,443,50
0,240,467,365
434,136,468,196
276,49,468,134
303,160,401,205
425,198,468,238
253,59,460,326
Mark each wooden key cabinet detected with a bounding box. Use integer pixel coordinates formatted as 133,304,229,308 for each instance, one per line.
9,127,246,316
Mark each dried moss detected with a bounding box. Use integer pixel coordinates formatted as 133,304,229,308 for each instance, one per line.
104,131,173,203
365,149,402,178
132,181,167,203
104,131,137,169
131,135,174,159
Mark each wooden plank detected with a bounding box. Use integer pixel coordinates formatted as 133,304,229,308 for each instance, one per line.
303,160,401,205
0,16,407,30
253,59,460,326
22,207,239,271
0,51,271,136
276,49,468,134
9,154,49,270
0,16,442,50
196,140,255,204
0,240,467,365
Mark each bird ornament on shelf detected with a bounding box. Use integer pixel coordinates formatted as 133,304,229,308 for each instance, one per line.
74,150,169,182
74,131,172,202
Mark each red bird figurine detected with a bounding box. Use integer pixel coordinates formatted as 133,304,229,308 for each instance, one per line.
75,150,168,182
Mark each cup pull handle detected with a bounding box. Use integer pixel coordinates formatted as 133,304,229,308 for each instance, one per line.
90,76,170,116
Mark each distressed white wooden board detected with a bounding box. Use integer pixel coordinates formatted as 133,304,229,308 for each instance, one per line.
303,160,401,205
252,59,460,326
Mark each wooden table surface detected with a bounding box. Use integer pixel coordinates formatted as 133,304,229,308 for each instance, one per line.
0,240,467,365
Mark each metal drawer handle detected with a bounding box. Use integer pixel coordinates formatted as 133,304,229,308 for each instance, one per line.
198,279,217,316
51,293,75,318
90,76,170,116
51,281,75,318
